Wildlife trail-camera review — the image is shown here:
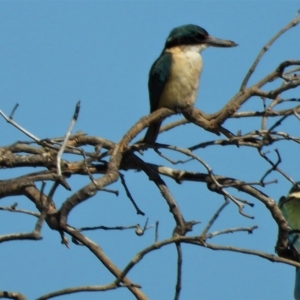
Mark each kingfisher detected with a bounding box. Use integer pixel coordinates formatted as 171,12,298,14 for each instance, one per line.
278,183,300,299
143,24,237,144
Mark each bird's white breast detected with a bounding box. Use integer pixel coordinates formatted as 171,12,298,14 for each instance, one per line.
158,45,204,109
289,192,300,199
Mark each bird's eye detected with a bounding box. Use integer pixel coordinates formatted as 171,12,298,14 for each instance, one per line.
196,33,205,41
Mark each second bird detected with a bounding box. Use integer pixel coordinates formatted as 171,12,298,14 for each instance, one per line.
278,183,300,300
143,24,237,144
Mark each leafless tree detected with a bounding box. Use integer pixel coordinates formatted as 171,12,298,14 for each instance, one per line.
0,12,300,300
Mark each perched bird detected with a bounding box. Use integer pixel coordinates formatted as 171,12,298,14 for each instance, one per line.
278,183,300,300
143,24,237,144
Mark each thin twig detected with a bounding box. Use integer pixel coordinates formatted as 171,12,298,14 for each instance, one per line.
155,221,159,242
240,12,300,90
259,148,294,184
36,282,140,300
57,101,81,176
9,103,19,119
115,234,300,286
0,203,39,217
0,290,26,300
174,242,182,300
206,225,258,239
78,225,137,232
0,108,40,142
119,173,145,215
201,198,230,238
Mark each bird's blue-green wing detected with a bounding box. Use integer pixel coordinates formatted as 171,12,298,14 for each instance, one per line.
148,52,172,112
279,196,300,255
279,194,300,299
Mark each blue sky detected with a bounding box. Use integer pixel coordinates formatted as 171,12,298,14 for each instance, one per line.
0,1,300,299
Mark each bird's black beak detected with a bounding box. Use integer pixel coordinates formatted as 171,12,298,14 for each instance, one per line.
205,35,238,47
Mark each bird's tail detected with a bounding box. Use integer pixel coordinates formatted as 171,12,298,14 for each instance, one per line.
143,121,162,144
295,268,300,299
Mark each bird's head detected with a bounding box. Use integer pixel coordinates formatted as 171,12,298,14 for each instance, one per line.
279,182,300,208
165,24,238,50
289,182,300,197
